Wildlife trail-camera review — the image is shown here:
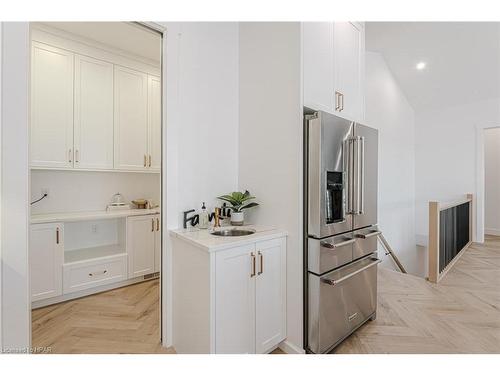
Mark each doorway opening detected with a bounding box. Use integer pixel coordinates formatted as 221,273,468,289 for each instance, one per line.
28,22,167,353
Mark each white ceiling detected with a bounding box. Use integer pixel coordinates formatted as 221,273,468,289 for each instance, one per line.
366,22,500,111
42,22,161,63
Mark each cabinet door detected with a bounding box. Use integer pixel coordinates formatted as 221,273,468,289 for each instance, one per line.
74,55,114,170
30,223,64,302
215,244,256,354
303,22,335,113
334,22,364,122
114,66,149,170
148,75,162,172
31,42,74,168
255,237,287,353
127,215,155,278
154,215,161,273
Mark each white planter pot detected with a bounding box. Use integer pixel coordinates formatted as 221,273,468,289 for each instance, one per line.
231,211,244,226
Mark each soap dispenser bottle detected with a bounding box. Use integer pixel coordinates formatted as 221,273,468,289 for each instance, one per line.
199,202,209,229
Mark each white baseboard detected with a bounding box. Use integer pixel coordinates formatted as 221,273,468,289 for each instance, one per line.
32,275,158,309
278,339,305,354
485,228,500,236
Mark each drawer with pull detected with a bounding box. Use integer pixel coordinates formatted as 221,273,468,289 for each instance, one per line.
308,234,354,275
63,253,127,294
353,226,381,260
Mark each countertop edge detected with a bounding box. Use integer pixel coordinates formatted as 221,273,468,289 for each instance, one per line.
169,227,288,252
30,209,161,224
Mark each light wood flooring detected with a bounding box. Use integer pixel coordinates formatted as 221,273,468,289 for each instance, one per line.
333,235,500,353
33,236,500,354
32,279,173,354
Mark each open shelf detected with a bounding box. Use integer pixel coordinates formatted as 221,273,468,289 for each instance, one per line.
64,244,126,264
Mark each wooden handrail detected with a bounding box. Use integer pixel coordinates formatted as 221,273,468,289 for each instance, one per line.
428,193,473,283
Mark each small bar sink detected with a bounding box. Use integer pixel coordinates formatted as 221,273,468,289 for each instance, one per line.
210,228,256,237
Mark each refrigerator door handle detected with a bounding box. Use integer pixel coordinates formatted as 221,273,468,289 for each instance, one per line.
358,136,365,214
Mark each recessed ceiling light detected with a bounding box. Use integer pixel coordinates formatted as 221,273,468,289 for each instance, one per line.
416,62,427,70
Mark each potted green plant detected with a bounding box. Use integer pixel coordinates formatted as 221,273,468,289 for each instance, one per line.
217,190,259,226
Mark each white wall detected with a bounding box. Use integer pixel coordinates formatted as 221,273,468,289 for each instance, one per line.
365,52,419,275
238,22,303,353
166,22,239,222
415,97,500,242
30,170,160,214
484,127,500,235
1,22,30,351
158,22,240,346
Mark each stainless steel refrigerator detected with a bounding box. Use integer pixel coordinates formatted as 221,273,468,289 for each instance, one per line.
304,109,382,354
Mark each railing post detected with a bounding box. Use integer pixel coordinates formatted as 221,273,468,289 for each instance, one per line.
428,201,440,283
467,193,474,242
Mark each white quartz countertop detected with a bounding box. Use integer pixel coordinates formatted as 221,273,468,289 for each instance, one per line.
169,225,287,252
31,208,160,224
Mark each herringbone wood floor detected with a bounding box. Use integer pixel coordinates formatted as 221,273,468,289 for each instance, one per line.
333,235,500,353
33,236,500,354
32,279,174,354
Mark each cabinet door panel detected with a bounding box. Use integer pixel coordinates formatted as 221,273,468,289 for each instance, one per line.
303,22,335,113
255,237,287,353
215,244,256,354
148,75,162,171
334,22,363,121
31,43,74,168
74,55,114,169
30,223,64,302
114,66,148,170
127,216,155,278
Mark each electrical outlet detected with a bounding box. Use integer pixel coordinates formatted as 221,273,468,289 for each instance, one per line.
41,188,49,197
91,224,98,233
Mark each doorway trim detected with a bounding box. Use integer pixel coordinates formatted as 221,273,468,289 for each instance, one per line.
0,21,172,351
475,123,500,244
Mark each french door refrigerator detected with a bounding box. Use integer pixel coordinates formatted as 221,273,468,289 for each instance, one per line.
304,108,382,354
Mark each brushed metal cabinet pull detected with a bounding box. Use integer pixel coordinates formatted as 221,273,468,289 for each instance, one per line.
149,155,152,167
144,154,147,167
56,227,60,244
75,149,79,163
156,218,160,231
258,251,263,275
250,252,256,277
340,92,344,111
89,270,107,277
69,149,72,163
152,218,155,232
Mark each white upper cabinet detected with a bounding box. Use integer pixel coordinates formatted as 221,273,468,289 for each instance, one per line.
114,66,149,171
334,22,364,122
30,33,161,173
303,22,335,113
148,75,162,172
303,22,365,122
30,223,64,302
31,42,74,168
74,55,114,169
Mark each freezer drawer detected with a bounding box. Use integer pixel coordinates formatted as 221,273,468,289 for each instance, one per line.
353,226,381,261
308,256,380,354
308,234,354,275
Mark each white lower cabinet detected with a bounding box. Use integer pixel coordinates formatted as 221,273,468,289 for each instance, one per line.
127,214,160,278
215,243,256,354
172,233,287,354
63,254,127,294
30,223,64,302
